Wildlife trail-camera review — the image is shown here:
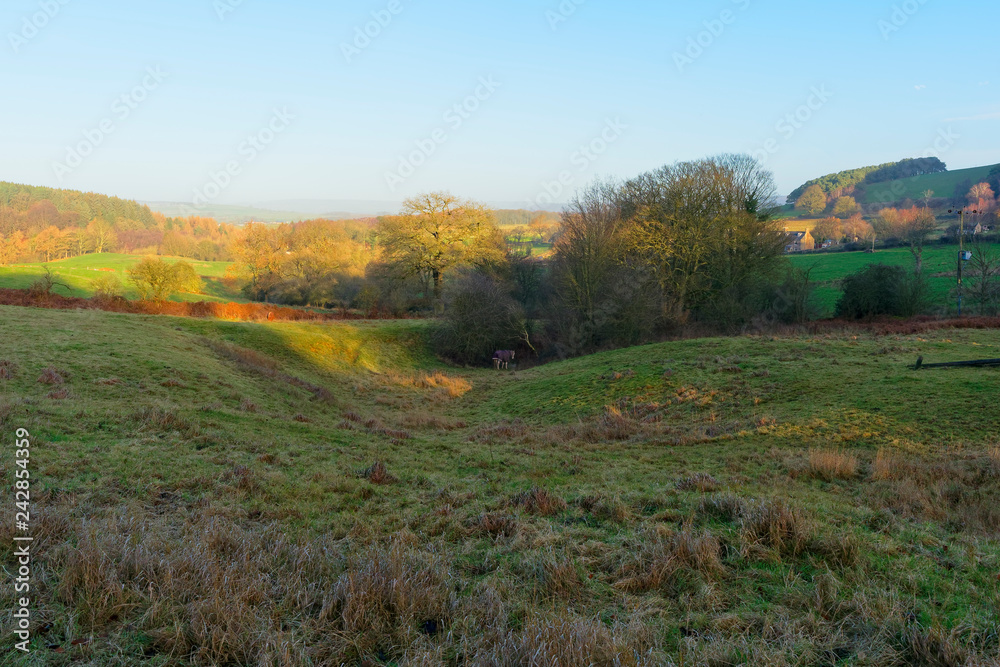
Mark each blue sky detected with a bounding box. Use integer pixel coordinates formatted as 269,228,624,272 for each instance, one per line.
1,0,997,209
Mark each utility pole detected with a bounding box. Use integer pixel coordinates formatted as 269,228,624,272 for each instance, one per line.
949,207,978,316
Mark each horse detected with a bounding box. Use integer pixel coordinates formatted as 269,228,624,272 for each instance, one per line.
492,350,515,370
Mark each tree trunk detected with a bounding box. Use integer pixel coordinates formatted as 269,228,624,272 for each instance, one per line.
432,269,443,315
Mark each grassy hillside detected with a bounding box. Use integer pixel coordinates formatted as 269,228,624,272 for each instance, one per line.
863,164,999,204
1,306,998,664
790,243,1000,316
0,253,241,303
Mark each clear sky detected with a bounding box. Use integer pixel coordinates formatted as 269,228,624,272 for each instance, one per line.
1,0,997,209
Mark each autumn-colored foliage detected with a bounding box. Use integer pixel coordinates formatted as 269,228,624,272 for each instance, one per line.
0,287,377,322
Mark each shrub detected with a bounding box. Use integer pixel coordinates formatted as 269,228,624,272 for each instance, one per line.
835,263,927,319
27,267,70,298
432,271,527,366
127,256,203,301
92,273,125,300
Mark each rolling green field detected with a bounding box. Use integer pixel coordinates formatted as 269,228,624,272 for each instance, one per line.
862,164,998,205
1,305,998,664
0,253,242,303
789,243,1000,317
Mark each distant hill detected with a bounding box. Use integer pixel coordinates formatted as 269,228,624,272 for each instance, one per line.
788,158,948,204
1,181,157,234
862,163,1000,205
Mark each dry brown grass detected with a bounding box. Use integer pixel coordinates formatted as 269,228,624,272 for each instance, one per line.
988,446,1000,474
519,551,586,600
359,461,398,485
808,448,859,480
327,540,454,662
615,525,724,594
223,464,261,493
698,494,747,523
578,494,632,524
739,500,811,560
871,448,904,481
472,512,518,538
401,412,467,431
129,405,200,438
415,371,472,398
471,615,661,666
37,366,66,385
676,472,721,492
508,487,568,517
0,359,16,380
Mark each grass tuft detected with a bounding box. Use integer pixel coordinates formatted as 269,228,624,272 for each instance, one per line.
616,525,724,594
508,487,568,517
808,448,859,480
359,461,397,485
473,512,518,538
872,448,902,481
37,366,66,385
739,500,811,560
677,472,721,492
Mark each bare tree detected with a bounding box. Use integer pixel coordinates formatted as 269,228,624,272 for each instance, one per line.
966,237,1000,316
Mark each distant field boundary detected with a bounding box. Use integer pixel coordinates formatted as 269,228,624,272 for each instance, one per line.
0,288,407,322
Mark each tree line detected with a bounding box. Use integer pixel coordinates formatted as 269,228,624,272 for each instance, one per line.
364,155,804,363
